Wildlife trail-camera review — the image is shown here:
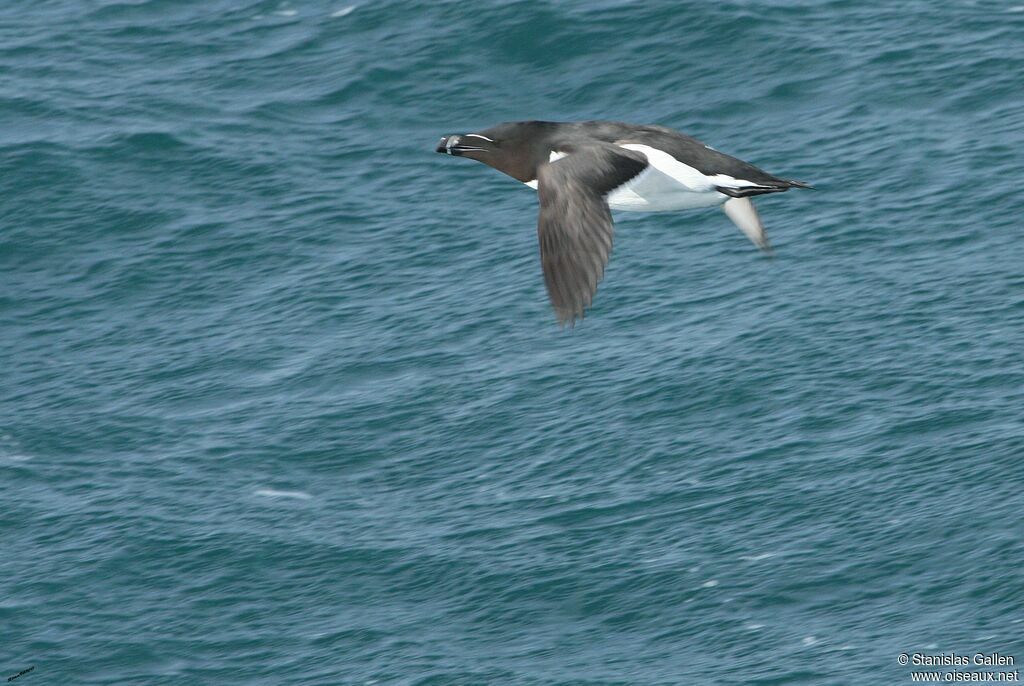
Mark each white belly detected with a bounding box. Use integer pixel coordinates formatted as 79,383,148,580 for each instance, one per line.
522,145,732,212
606,144,728,212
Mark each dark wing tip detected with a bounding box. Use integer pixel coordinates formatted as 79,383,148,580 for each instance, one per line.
542,250,602,328
555,307,582,328
716,178,814,198
716,184,785,199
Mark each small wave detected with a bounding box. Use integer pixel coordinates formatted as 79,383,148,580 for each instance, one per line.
254,488,312,500
107,131,190,153
332,6,356,18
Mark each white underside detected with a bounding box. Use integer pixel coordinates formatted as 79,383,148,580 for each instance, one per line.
607,144,727,211
522,146,770,249
524,144,768,213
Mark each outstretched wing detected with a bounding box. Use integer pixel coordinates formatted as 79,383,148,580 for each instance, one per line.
536,144,648,326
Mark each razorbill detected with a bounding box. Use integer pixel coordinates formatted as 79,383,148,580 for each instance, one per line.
435,120,811,326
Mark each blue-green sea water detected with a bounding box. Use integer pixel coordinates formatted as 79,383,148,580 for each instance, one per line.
3,1,1024,684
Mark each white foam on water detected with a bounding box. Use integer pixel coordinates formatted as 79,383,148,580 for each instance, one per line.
255,488,312,500
702,579,719,588
276,9,298,17
802,636,818,646
745,623,764,630
0,434,30,462
332,6,356,17
739,552,775,561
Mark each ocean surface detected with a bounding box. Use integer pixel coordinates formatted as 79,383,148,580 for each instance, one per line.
3,1,1024,684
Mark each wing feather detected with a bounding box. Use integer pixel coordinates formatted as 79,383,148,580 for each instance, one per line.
536,145,647,326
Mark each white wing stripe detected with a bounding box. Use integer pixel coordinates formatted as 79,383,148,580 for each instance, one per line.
709,174,768,188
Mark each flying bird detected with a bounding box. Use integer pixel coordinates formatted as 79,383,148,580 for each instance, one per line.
435,120,811,326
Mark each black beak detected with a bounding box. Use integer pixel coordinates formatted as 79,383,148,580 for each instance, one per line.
436,134,488,156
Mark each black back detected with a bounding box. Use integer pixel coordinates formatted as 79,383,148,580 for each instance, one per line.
476,120,789,187
552,121,786,185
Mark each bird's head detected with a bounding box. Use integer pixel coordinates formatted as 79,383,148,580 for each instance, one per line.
435,121,558,182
